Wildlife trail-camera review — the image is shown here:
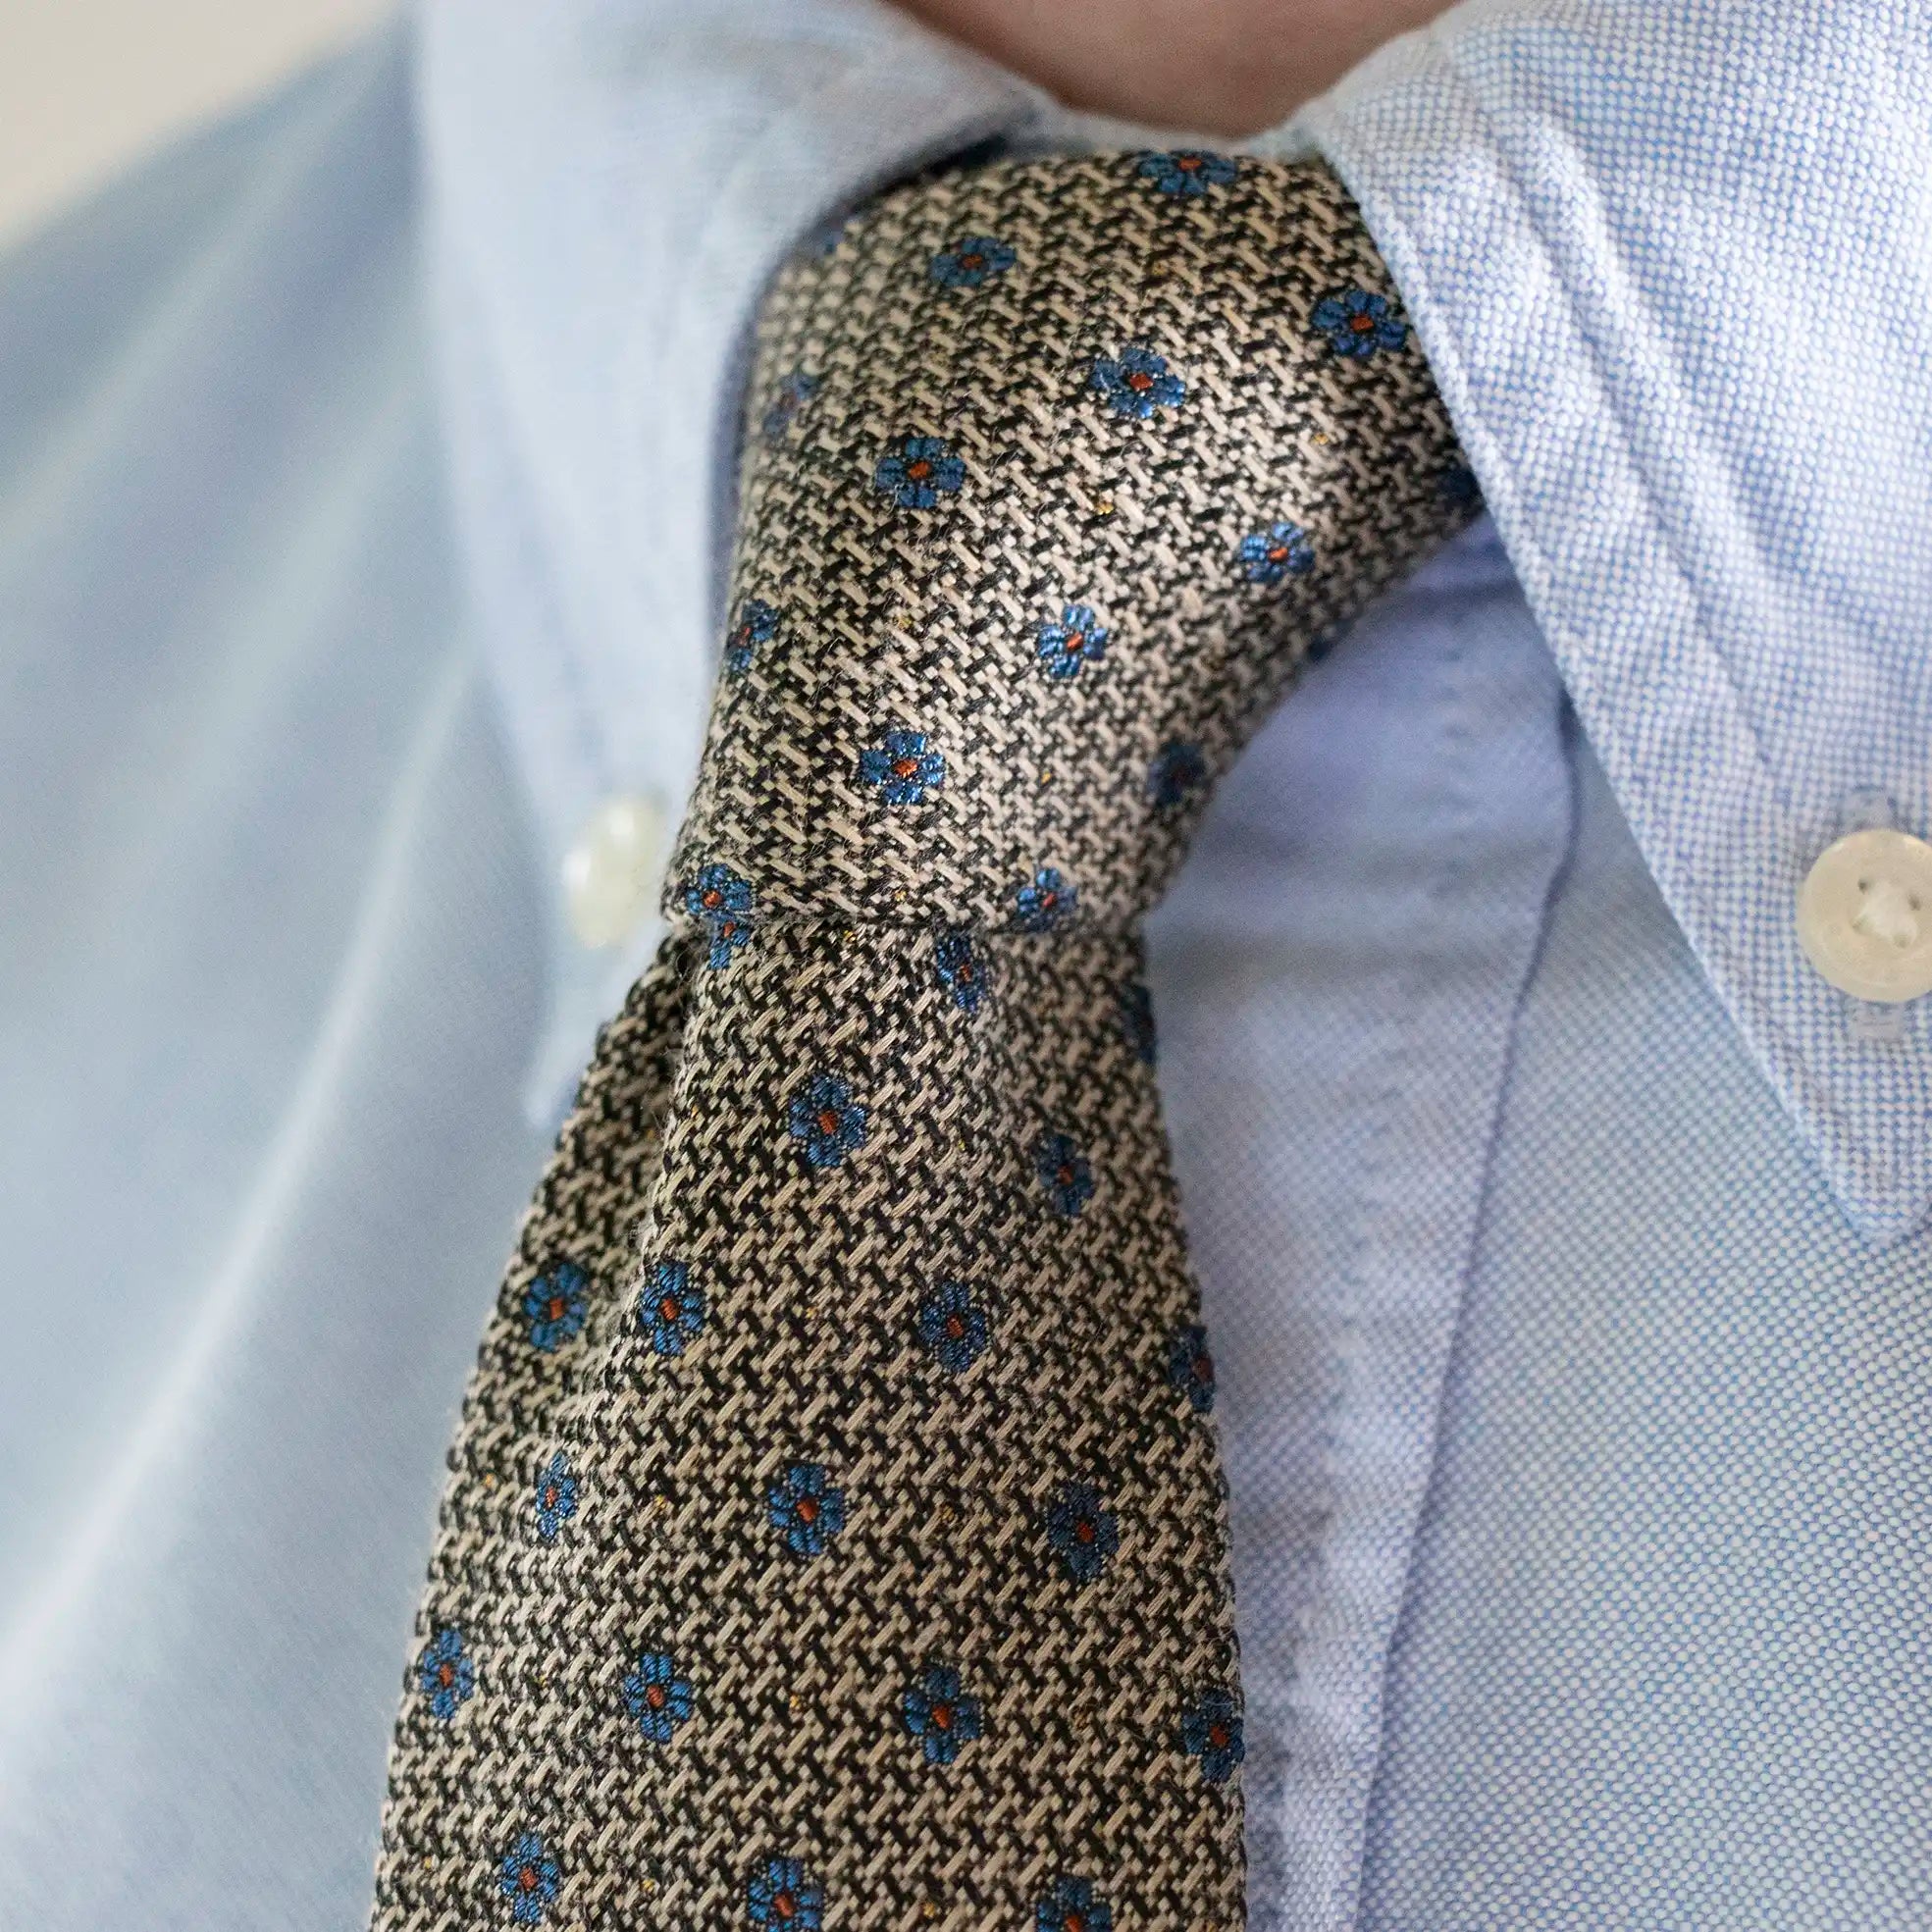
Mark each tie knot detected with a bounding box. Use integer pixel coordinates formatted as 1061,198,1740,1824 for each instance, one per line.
668,152,1469,939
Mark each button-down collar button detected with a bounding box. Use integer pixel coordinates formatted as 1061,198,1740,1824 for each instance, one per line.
562,794,665,949
1796,826,1932,1002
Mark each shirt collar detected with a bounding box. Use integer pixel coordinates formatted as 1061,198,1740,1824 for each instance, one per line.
1303,0,1932,1240
419,0,1932,1240
415,0,1043,1115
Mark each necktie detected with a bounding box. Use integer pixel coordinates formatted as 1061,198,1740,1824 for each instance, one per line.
373,151,1470,1931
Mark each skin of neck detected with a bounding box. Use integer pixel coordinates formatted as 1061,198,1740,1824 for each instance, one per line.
893,0,1454,134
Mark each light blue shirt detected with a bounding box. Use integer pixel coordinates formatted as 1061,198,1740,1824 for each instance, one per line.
1,4,1927,1926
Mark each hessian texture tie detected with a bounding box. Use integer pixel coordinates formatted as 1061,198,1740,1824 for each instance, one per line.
372,150,1474,1931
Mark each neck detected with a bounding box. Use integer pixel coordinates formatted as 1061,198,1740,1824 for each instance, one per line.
894,0,1451,135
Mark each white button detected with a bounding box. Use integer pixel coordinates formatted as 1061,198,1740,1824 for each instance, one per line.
1795,826,1932,1003
562,794,665,949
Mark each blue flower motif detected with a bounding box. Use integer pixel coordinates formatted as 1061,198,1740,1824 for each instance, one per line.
1181,1687,1246,1784
934,927,987,1015
858,729,946,806
725,598,779,678
1311,287,1408,358
788,1072,868,1170
498,1832,561,1925
749,1857,823,1930
523,1261,590,1353
1035,1132,1094,1218
415,1626,475,1721
1089,344,1186,420
638,1258,706,1357
930,235,1017,287
1168,1324,1216,1414
1238,520,1316,585
1119,981,1157,1066
1013,866,1075,933
1035,602,1110,681
1146,740,1207,809
683,862,756,970
1437,462,1483,509
768,1461,846,1558
1046,1481,1118,1586
621,1649,696,1745
902,1663,983,1764
761,370,819,444
534,1450,579,1542
873,434,966,508
1136,149,1239,197
916,1279,992,1375
1036,1875,1115,1932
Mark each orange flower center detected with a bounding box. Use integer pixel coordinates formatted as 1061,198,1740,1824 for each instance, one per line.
659,1295,681,1322
931,1703,953,1730
646,1684,666,1709
944,1314,966,1340
1177,154,1203,171
1126,370,1154,392
891,757,919,779
1209,1722,1231,1748
796,1495,819,1524
1350,311,1375,333
816,1110,840,1136
907,458,933,480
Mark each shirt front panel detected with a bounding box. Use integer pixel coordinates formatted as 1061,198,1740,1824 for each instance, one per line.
1153,527,1571,1926
1362,730,1932,1930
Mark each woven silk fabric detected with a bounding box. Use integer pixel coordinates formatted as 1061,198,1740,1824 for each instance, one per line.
372,153,1469,1929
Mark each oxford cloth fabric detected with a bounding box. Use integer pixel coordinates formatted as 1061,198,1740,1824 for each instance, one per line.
372,153,1468,1928
1,5,1930,1930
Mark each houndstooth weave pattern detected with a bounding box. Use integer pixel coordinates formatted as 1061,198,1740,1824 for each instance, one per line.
371,152,1470,1931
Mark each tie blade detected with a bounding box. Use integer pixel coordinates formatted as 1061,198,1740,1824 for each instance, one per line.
377,915,1245,1928
378,149,1470,1931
